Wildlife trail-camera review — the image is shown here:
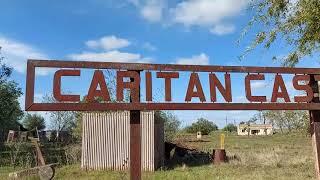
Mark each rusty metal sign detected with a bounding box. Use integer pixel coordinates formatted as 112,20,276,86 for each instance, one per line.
25,59,320,111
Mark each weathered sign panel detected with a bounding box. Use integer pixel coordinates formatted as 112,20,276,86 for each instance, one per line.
25,59,320,111
25,59,320,180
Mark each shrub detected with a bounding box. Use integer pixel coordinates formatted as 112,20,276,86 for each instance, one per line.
184,118,218,135
222,124,237,132
22,113,46,130
1,142,35,168
64,144,82,165
155,111,180,142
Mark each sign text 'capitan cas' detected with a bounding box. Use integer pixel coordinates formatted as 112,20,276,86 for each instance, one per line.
25,60,320,111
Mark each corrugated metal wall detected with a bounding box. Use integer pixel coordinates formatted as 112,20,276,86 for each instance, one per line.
81,111,164,171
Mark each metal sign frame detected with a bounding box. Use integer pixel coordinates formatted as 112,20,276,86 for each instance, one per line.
26,59,320,111
25,59,320,180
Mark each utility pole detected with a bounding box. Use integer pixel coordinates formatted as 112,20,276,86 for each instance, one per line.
225,116,228,126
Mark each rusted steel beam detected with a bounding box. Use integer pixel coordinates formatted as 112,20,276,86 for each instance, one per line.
26,102,320,111
25,59,320,111
311,121,320,180
53,69,81,102
27,59,320,74
25,61,35,110
130,110,141,180
145,71,152,102
309,75,320,179
156,72,179,101
245,74,267,102
130,71,141,180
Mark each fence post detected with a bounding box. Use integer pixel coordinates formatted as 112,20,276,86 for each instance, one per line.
309,75,320,180
130,71,141,180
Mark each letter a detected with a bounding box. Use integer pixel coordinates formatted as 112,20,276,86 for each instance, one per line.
87,70,111,102
185,73,206,102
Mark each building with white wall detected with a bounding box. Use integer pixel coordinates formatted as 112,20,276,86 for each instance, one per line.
237,124,273,136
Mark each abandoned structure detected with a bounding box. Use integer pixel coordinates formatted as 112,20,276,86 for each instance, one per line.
196,131,202,139
237,124,273,136
81,111,164,171
7,130,28,142
38,130,72,142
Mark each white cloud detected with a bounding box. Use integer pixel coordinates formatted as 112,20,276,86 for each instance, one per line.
210,24,235,35
142,42,157,51
174,53,209,65
127,0,247,35
68,50,152,63
251,81,268,89
0,36,50,75
140,1,164,22
172,0,249,26
72,35,153,63
86,35,130,50
128,0,165,22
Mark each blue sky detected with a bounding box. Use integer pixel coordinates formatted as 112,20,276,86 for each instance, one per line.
1,0,318,128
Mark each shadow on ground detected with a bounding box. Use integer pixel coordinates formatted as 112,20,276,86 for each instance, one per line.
164,142,212,169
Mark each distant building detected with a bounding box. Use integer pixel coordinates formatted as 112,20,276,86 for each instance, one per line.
196,131,202,139
237,124,273,136
7,130,28,142
38,130,72,142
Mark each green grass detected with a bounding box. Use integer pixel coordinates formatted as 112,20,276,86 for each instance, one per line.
0,166,15,179
0,132,316,179
0,166,39,180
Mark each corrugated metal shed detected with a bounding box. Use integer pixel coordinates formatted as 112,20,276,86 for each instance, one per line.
81,111,164,171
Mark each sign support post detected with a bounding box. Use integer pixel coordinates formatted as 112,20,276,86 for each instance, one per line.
310,75,320,179
130,110,141,180
130,71,141,180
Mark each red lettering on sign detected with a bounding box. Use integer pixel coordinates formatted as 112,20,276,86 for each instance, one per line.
145,71,152,102
87,70,111,102
209,73,232,102
185,73,206,102
245,74,267,102
26,60,320,111
53,69,80,102
271,75,290,102
117,71,140,102
293,75,313,102
156,72,179,102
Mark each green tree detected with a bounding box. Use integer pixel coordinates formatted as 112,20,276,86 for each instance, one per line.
222,123,237,132
185,118,218,135
22,113,46,130
0,47,12,83
243,0,320,66
155,111,180,142
242,112,268,136
0,82,23,137
43,95,76,139
264,110,309,133
0,51,23,141
72,112,83,141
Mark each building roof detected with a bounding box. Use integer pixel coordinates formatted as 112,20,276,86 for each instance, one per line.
238,124,272,129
